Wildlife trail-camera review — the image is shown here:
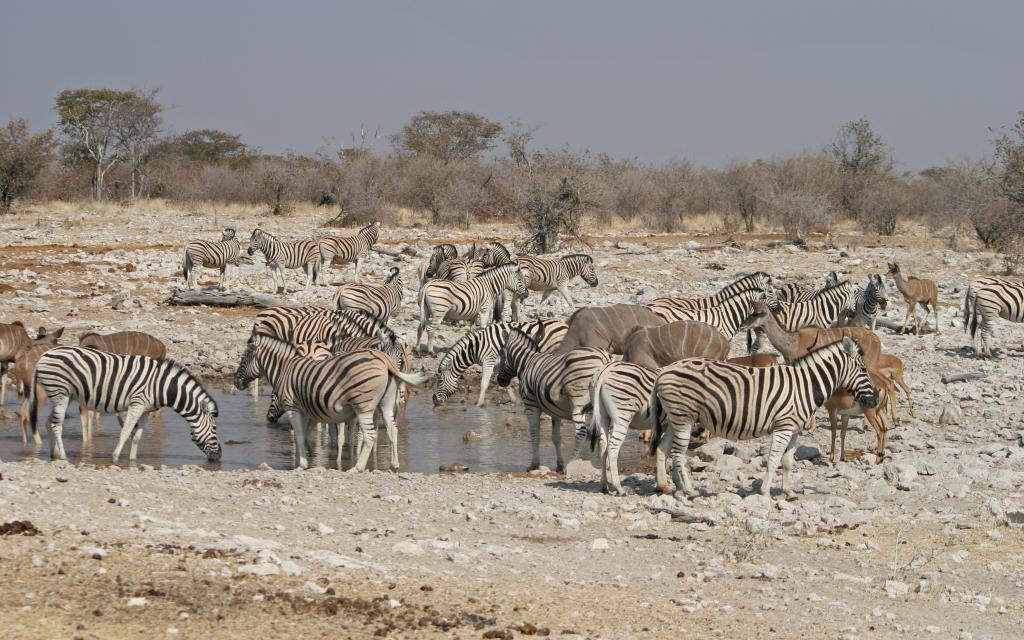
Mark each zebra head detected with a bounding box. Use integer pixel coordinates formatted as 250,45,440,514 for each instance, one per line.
385,266,402,285
266,394,286,423
432,354,458,406
836,337,879,409
190,393,222,462
825,271,840,286
510,266,529,301
221,228,237,241
870,274,888,311
247,228,268,255
567,254,599,287
495,328,539,387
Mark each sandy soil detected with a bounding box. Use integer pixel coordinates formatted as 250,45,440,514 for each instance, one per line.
2,206,1024,638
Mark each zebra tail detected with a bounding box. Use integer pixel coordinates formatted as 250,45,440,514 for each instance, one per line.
182,250,194,284
588,364,612,452
963,284,976,337
394,370,428,388
648,386,663,457
29,369,40,438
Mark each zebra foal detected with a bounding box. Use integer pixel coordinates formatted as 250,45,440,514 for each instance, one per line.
333,266,404,320
650,338,877,498
317,221,381,282
31,347,220,462
513,254,599,319
247,228,322,293
183,228,243,290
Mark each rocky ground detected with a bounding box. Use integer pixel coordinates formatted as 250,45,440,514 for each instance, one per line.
2,206,1024,638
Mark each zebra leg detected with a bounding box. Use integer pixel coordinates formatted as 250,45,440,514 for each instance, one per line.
112,405,147,463
828,407,840,465
219,265,227,291
46,395,71,461
761,424,797,497
289,411,310,469
351,413,377,471
839,415,851,464
778,429,801,498
556,285,575,311
250,379,259,399
568,407,589,468
603,412,625,496
381,382,401,471
655,426,672,495
510,295,520,323
477,360,494,407
551,416,566,474
668,417,695,497
274,266,286,295
333,423,345,470
526,406,543,470
128,413,151,461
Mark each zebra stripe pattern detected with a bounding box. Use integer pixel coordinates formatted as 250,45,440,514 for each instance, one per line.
479,242,514,267
964,276,1024,357
846,274,888,331
253,306,397,346
648,271,773,316
426,244,459,277
183,228,242,290
432,319,568,407
233,333,425,470
432,258,484,282
31,346,220,462
647,287,764,338
764,280,856,331
317,221,381,281
416,264,528,354
247,228,322,293
775,271,838,303
496,328,612,472
649,338,877,497
333,266,404,320
513,254,599,317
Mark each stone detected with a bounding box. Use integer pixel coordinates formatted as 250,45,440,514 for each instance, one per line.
884,580,909,599
278,560,304,576
127,597,150,607
316,523,335,536
883,463,917,484
564,459,601,481
392,541,425,556
590,538,610,550
938,404,963,426
794,445,821,461
745,516,771,535
239,563,281,576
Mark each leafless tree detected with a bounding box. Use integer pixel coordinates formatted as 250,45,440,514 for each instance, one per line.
113,90,162,201
0,119,55,213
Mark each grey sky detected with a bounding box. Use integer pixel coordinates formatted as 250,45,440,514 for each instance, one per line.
3,0,1023,171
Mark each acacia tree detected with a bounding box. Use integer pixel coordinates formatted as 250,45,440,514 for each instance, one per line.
826,119,891,217
55,89,139,199
0,119,56,213
113,90,162,200
392,110,503,164
169,129,250,165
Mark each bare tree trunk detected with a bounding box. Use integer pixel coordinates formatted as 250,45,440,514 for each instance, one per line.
94,162,104,200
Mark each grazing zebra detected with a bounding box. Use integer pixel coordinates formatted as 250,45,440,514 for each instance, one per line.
1,322,62,406
512,254,599,319
31,347,220,462
416,264,528,355
495,328,612,472
964,276,1024,357
647,271,774,317
432,319,568,407
649,338,877,498
587,361,665,496
775,271,839,303
247,228,322,293
333,266,404,320
317,221,381,281
648,287,765,339
845,274,888,331
234,334,425,470
183,228,243,290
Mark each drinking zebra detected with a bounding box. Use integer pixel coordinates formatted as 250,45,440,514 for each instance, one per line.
649,337,877,498
30,347,220,462
495,328,612,472
234,333,425,470
317,220,381,282
333,266,404,320
182,228,243,290
845,274,888,331
416,264,528,354
78,330,168,436
432,318,568,407
964,276,1024,357
512,254,599,319
247,228,322,293
647,271,773,317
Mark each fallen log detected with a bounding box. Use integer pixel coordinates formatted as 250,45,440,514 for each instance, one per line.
941,372,987,384
165,289,298,309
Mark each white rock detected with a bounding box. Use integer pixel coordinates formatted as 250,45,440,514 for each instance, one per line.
590,538,610,550
278,560,304,576
884,580,909,599
127,597,150,607
238,563,281,576
392,541,425,556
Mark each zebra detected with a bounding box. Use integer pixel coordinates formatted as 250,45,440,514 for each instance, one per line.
317,220,380,281
182,228,243,290
587,361,666,496
78,330,168,437
964,276,1024,357
478,242,514,267
495,327,612,472
748,281,855,353
247,228,322,293
30,346,220,462
647,271,774,317
431,257,484,282
432,319,568,407
649,337,877,498
845,274,888,331
426,244,459,277
333,266,404,320
647,287,765,339
416,264,528,355
512,254,599,320
775,271,839,303
233,333,425,470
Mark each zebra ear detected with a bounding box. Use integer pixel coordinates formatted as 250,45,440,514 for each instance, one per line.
204,398,218,415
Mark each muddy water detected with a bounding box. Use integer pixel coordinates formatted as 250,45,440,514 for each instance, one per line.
0,386,652,474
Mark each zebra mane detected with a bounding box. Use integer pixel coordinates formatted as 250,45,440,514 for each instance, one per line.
160,357,214,401
504,326,541,351
790,339,860,368
479,263,521,277
562,253,592,262
251,332,300,357
808,279,851,299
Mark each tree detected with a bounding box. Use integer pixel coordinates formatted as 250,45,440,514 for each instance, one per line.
55,88,140,200
994,111,1024,207
721,161,767,232
826,119,891,216
0,119,55,213
169,129,250,165
392,111,503,164
113,90,162,200
855,174,913,236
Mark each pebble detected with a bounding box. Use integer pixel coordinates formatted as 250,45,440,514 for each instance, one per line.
590,538,610,551
392,541,425,556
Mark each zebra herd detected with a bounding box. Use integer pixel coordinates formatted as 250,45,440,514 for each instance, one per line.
6,222,1024,500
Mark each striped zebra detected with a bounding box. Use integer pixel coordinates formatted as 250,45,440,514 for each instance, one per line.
317,221,381,281
512,254,599,319
649,337,877,498
432,318,568,407
182,228,243,290
845,274,888,331
647,287,765,338
416,264,528,355
233,333,425,470
775,271,839,303
647,271,774,317
587,361,666,496
247,228,322,293
432,257,484,282
495,328,612,472
426,244,458,277
333,266,404,320
30,347,220,463
964,276,1024,357
749,281,855,353
479,242,514,267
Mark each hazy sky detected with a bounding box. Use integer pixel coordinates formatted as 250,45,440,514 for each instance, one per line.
4,1,1023,170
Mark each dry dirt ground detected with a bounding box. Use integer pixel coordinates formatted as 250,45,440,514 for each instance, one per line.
2,207,1024,639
